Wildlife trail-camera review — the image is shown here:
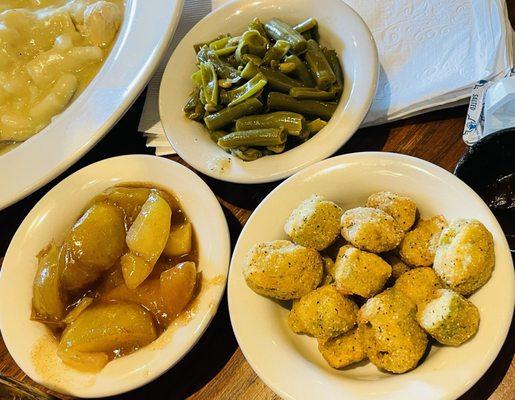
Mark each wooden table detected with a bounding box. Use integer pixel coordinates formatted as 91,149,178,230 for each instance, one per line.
1,5,514,399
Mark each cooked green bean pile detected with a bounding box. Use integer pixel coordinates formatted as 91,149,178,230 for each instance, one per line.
183,17,343,161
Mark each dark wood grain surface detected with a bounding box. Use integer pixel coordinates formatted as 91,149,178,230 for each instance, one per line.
0,3,514,399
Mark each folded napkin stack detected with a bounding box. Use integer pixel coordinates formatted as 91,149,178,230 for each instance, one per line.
138,0,514,155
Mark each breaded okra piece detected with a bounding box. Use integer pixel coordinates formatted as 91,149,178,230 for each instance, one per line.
417,288,480,346
334,246,392,298
433,219,495,296
398,215,447,267
284,194,343,250
340,207,404,253
318,328,366,369
288,284,358,340
242,240,323,300
358,289,428,374
366,191,417,232
393,267,443,306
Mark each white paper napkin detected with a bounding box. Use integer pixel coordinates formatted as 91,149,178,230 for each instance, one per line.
139,0,514,154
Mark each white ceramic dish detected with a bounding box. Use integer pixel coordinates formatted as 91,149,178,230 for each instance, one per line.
228,152,514,400
0,0,184,210
159,0,378,184
0,155,230,398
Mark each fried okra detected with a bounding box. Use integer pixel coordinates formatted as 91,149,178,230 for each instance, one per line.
393,267,443,306
383,252,412,281
358,289,428,374
242,240,323,300
366,191,417,231
398,215,447,267
322,256,336,285
334,246,392,298
433,219,495,296
284,195,343,250
288,285,358,340
417,288,480,346
340,207,404,253
318,328,366,368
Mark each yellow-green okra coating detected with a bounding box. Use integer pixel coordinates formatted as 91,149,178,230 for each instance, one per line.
383,252,412,281
358,289,428,374
334,247,392,298
417,288,480,346
393,267,443,306
322,256,336,285
318,328,366,368
242,240,323,300
288,284,358,340
398,215,448,267
284,195,343,250
340,207,404,253
433,219,495,296
366,191,417,232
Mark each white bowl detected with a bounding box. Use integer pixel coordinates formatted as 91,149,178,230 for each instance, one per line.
0,0,184,210
159,0,378,184
228,152,514,400
0,155,230,398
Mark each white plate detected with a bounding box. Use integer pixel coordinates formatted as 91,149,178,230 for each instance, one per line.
0,0,184,210
0,155,230,398
159,0,378,184
228,152,514,400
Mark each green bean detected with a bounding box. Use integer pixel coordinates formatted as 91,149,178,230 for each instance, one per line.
301,31,312,40
248,18,269,44
214,45,238,57
218,79,234,89
204,98,263,130
284,55,315,87
217,127,287,148
194,34,230,53
266,143,286,153
200,87,211,106
307,118,328,133
235,30,268,62
197,46,240,81
209,36,231,50
200,62,218,106
235,112,305,136
267,92,337,119
183,88,204,121
208,130,227,143
260,66,305,93
293,18,318,33
264,18,307,54
289,86,337,100
304,39,336,90
219,72,267,107
191,69,202,87
298,128,310,142
262,40,290,66
240,61,260,79
278,62,296,74
205,103,222,113
225,54,240,68
241,54,263,66
322,48,344,90
230,147,263,161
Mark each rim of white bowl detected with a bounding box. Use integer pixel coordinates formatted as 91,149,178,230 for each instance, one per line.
159,0,379,184
227,151,515,400
0,155,231,398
